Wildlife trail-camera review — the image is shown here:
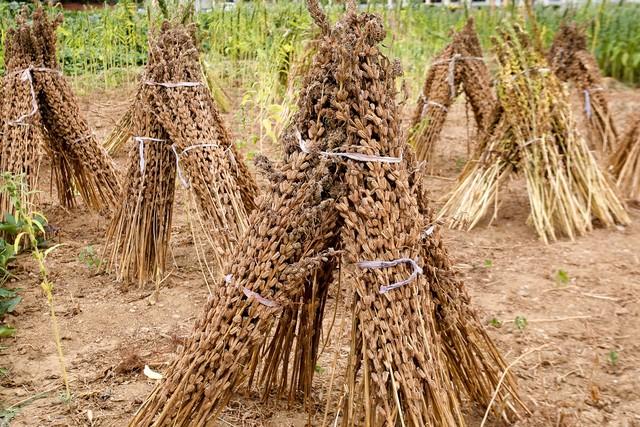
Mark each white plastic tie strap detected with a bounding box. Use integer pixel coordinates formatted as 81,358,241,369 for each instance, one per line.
422,224,436,238
70,134,94,144
224,274,279,308
144,81,203,88
357,258,423,294
419,95,448,115
134,137,168,174
296,129,401,164
583,90,592,119
583,87,603,119
172,143,221,189
8,67,61,126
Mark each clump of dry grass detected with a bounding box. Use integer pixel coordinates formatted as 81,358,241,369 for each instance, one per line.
409,18,496,167
103,22,258,287
128,3,525,426
549,23,618,154
439,23,629,243
609,113,640,202
0,7,120,216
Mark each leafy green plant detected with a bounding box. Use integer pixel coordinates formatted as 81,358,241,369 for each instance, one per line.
0,215,20,340
607,350,619,366
0,173,70,400
483,259,493,268
514,316,528,331
78,245,101,271
0,238,15,285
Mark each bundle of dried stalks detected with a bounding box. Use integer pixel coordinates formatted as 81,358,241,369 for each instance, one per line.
103,22,258,286
549,23,617,154
0,7,120,214
610,114,640,202
104,59,230,157
103,105,133,155
129,3,525,426
409,19,496,167
440,24,629,243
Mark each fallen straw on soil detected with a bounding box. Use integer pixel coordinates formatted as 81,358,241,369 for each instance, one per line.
409,18,496,168
129,3,525,426
0,7,120,215
439,23,629,243
549,23,618,154
103,22,258,287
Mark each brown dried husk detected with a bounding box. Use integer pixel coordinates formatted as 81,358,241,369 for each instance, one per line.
440,24,629,243
409,18,496,167
103,22,258,286
0,7,120,214
129,3,525,426
549,23,618,154
609,113,640,202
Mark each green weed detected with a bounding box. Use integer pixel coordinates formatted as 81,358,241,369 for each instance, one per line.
514,316,528,330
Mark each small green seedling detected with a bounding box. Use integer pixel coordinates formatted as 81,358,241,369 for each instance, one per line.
78,246,102,270
514,316,528,330
488,317,502,328
555,269,570,285
483,259,493,268
607,350,619,366
314,364,325,374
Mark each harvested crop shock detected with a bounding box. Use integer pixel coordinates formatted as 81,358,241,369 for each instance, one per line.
610,113,640,202
129,3,526,426
549,23,618,154
439,24,629,243
103,22,258,286
0,7,120,214
409,19,496,167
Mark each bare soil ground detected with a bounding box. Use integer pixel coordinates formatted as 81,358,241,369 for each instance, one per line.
0,80,639,427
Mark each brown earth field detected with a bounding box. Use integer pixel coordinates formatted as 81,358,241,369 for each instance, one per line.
0,78,639,427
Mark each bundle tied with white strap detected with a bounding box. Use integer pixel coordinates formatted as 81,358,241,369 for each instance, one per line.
8,67,61,126
104,20,258,289
1,6,121,215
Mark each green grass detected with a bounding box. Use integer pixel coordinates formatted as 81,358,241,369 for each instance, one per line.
0,1,638,139
1,1,638,86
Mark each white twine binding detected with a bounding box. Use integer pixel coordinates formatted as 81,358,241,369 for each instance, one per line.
422,224,436,238
583,90,592,119
357,258,423,294
144,81,203,88
430,54,484,98
224,274,279,308
134,137,168,174
7,67,61,126
296,129,401,164
70,134,94,144
419,95,448,115
583,87,603,119
172,143,222,188
136,138,223,188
